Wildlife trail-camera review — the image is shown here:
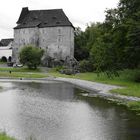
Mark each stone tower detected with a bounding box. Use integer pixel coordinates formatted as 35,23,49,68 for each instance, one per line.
13,7,74,65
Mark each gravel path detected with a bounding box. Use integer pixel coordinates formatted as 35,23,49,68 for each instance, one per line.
54,77,140,102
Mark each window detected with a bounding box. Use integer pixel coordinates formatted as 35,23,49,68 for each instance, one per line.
58,36,61,42
58,35,63,42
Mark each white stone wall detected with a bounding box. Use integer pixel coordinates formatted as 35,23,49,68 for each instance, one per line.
39,26,74,60
0,47,12,60
13,26,74,62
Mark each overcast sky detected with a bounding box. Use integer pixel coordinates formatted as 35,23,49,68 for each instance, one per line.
0,0,119,39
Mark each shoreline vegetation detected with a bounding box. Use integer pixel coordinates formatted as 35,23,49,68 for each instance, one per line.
0,132,15,140
0,67,140,114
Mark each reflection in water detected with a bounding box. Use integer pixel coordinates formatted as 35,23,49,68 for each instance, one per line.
0,81,139,140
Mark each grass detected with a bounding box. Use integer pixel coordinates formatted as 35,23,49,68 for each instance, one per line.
0,62,6,64
0,132,15,140
126,101,140,112
0,71,47,78
0,67,41,72
0,67,47,78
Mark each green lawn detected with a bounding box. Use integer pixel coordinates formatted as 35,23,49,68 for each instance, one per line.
0,67,48,78
0,71,47,78
0,133,15,140
0,67,41,72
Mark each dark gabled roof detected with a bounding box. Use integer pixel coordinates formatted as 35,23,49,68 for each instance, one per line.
0,38,14,46
17,7,29,24
14,7,74,29
0,42,3,46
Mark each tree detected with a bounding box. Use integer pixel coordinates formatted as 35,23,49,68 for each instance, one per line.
74,0,140,75
74,27,89,61
90,0,140,74
19,45,44,69
74,23,102,61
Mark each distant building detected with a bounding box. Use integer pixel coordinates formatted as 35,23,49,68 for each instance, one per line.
0,38,13,62
13,7,74,65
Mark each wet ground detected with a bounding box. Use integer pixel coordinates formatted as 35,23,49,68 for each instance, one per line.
0,81,140,140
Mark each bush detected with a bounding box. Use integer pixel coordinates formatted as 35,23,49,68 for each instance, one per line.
52,66,65,72
119,69,140,83
79,60,94,72
133,71,140,83
19,45,44,69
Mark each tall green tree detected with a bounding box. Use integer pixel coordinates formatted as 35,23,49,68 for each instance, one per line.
74,27,89,61
91,0,140,74
74,0,140,74
74,23,102,61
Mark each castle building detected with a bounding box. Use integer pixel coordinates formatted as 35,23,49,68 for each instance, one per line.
13,7,74,64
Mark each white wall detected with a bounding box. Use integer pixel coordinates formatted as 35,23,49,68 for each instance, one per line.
0,47,12,59
39,26,74,60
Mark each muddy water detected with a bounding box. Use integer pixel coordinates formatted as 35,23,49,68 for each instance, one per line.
0,81,139,140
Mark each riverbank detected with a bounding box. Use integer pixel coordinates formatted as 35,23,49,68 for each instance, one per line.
49,69,140,98
0,76,140,114
54,77,140,101
49,70,140,114
54,77,140,114
0,67,140,114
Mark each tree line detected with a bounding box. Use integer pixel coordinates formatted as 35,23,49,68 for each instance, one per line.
74,0,140,76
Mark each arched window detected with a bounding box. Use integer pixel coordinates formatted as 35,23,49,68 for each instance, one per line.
8,56,12,62
1,56,7,62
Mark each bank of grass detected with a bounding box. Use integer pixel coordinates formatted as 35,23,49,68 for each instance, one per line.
126,101,140,113
0,71,47,78
0,67,139,97
0,67,41,72
0,67,139,113
0,132,15,140
0,67,47,78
